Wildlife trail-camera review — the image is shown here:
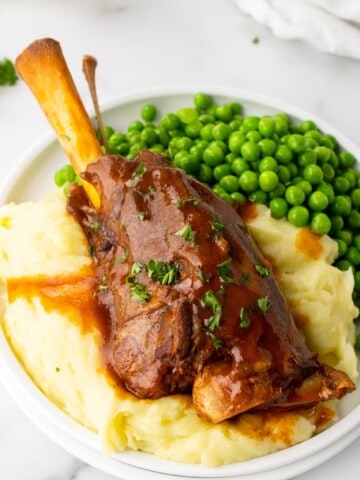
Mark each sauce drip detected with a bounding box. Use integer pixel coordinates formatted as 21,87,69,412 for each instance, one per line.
295,228,323,260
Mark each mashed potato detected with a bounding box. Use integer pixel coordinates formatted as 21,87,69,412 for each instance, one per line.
0,191,358,467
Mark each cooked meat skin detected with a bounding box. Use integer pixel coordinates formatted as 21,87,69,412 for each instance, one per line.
67,150,355,423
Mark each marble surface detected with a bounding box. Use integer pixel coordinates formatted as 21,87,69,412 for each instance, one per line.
1,0,360,478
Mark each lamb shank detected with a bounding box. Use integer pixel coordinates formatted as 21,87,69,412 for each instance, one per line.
15,39,355,424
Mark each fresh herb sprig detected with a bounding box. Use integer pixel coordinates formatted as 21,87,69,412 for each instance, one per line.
146,259,179,285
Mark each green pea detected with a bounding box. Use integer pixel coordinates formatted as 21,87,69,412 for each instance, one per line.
347,210,360,229
231,158,250,176
200,123,215,141
177,108,199,125
303,164,323,185
103,125,115,138
337,229,353,245
129,142,145,158
202,145,224,167
231,191,246,205
259,156,278,173
297,180,312,196
108,132,126,149
287,134,306,154
185,122,203,138
298,150,317,167
321,134,337,150
310,213,332,235
343,171,357,189
210,140,227,154
225,153,237,164
277,165,291,184
198,114,215,124
218,191,234,205
193,139,209,153
228,131,246,154
213,164,232,182
258,138,277,157
335,260,353,272
314,146,331,164
351,188,360,207
246,130,262,143
331,216,344,234
322,164,335,182
177,153,200,174
128,120,144,132
156,127,171,146
215,104,233,122
141,127,159,147
339,151,356,169
198,164,214,184
268,183,286,200
317,182,335,204
160,113,180,131
333,176,351,194
274,117,288,136
141,104,157,122
241,141,260,162
270,198,289,219
149,144,165,154
275,145,293,164
54,164,76,186
287,163,298,179
238,170,259,193
258,117,276,138
335,238,347,257
285,185,305,206
173,150,188,167
304,129,322,144
248,189,267,204
354,271,360,292
194,92,212,110
308,191,329,211
116,142,130,156
241,116,260,134
212,122,230,141
328,152,339,169
354,234,360,250
288,206,310,227
305,138,319,149
346,246,360,266
220,175,240,193
259,171,279,192
229,119,242,132
299,120,317,133
331,195,352,216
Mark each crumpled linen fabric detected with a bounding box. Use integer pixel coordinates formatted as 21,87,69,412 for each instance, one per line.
236,0,360,59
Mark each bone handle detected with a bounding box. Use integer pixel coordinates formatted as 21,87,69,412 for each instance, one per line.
15,38,101,208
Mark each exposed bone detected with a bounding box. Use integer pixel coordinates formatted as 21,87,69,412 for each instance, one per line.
15,38,101,208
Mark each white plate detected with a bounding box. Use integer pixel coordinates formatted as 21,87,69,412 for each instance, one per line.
1,86,360,480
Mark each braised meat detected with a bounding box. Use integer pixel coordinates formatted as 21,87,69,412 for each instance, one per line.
68,150,355,423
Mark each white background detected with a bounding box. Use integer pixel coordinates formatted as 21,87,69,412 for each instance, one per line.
0,0,360,479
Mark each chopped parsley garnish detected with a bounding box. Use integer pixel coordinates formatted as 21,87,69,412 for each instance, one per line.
115,248,129,264
203,290,222,330
210,213,224,231
175,197,201,208
129,283,150,303
55,367,60,372
0,58,18,86
146,260,179,285
147,186,155,197
138,211,146,220
252,36,260,45
217,258,234,284
257,296,271,313
89,245,95,257
175,224,196,245
126,262,150,303
134,162,146,178
239,307,250,328
209,332,223,350
255,264,271,277
90,220,101,231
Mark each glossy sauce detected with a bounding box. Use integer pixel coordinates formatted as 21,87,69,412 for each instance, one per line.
295,228,323,260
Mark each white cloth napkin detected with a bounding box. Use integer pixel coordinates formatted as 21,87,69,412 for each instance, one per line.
236,0,360,59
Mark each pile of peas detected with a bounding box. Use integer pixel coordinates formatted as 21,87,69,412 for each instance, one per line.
54,92,360,347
